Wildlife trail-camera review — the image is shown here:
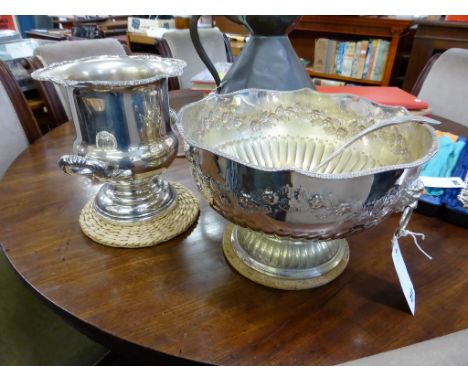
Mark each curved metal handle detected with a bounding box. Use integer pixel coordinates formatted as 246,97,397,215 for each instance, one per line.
169,107,177,127
394,177,425,212
59,155,132,180
190,15,222,87
170,107,187,158
395,205,414,238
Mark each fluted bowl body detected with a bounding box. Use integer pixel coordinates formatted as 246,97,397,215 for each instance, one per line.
177,88,437,240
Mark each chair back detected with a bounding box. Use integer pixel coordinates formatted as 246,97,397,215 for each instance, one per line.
410,53,441,96
0,61,37,177
34,38,127,119
417,48,468,127
25,56,69,127
159,28,231,89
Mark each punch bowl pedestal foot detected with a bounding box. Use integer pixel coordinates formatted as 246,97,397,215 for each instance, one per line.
223,224,349,290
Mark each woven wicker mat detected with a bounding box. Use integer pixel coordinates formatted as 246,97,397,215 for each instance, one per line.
79,183,199,248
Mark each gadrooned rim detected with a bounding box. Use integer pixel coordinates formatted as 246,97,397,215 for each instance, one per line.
31,54,186,88
176,88,439,180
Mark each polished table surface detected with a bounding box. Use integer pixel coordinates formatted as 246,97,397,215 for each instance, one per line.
1,92,467,365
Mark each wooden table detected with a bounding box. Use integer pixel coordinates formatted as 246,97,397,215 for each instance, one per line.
1,95,467,365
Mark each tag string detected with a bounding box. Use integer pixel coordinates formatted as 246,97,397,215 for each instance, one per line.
399,230,433,260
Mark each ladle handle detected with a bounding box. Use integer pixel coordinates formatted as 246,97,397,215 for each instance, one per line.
310,115,440,173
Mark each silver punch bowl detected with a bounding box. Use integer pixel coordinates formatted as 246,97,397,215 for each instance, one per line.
176,88,438,289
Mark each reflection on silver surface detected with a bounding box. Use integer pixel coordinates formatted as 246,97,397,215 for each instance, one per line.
177,88,438,287
32,55,186,221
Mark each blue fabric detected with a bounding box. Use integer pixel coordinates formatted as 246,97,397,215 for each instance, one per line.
421,136,466,196
441,137,468,208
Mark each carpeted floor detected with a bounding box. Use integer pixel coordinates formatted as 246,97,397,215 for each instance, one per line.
0,246,108,365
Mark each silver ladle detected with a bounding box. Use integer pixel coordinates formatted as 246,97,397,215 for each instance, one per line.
310,115,441,173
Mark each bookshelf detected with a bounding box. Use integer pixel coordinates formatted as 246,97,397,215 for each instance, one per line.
290,16,414,86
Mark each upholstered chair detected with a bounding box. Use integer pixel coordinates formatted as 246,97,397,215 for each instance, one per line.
34,38,127,120
416,48,468,127
158,28,232,89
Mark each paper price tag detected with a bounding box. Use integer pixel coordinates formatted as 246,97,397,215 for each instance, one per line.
419,176,466,189
392,237,416,315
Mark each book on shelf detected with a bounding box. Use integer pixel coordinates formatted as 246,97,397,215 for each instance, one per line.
311,38,390,82
334,41,345,75
355,40,368,79
340,41,356,77
362,40,374,79
370,40,390,81
349,41,361,78
364,39,379,80
325,40,337,73
191,62,232,92
313,38,328,73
